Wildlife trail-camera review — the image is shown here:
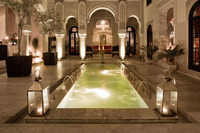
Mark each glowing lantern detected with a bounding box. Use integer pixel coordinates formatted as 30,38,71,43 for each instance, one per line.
27,81,49,116
156,79,178,116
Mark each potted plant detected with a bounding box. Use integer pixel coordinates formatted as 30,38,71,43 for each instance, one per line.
140,45,158,64
34,10,64,65
0,0,39,77
157,45,184,72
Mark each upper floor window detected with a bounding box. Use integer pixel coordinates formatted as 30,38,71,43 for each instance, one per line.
147,0,152,6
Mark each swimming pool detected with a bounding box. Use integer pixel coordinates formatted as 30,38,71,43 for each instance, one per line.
57,64,148,108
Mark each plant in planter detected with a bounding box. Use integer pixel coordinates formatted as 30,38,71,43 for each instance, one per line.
140,45,158,64
34,10,64,65
0,0,39,77
157,45,184,72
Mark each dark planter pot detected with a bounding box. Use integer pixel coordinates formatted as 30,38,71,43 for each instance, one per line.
6,56,32,77
0,45,8,61
43,52,57,65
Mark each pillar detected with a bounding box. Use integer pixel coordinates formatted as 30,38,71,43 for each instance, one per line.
22,30,31,56
42,34,49,53
79,33,86,60
55,34,65,60
118,33,126,59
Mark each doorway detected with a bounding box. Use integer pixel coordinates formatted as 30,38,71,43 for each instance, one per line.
69,26,79,55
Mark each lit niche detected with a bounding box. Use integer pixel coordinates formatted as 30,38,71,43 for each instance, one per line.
156,80,178,116
27,81,49,116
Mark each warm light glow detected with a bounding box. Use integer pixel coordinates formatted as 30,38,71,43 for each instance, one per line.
5,36,9,40
85,88,110,99
56,34,65,60
79,33,86,60
23,30,31,35
119,33,126,59
101,20,106,25
163,107,168,114
37,108,42,113
101,70,109,75
35,57,41,63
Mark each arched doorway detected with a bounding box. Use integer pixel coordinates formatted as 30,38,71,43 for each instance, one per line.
189,1,200,72
65,18,79,56
167,8,175,49
127,17,139,56
87,9,118,54
147,25,153,58
69,26,79,55
126,26,136,55
147,25,153,47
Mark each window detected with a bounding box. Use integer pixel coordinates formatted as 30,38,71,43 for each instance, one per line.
189,1,200,72
147,0,152,6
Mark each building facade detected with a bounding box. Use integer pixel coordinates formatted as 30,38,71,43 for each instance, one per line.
0,0,200,78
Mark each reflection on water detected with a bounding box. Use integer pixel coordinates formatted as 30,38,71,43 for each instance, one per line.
57,64,148,108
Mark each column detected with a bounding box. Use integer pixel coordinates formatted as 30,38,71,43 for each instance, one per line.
22,30,31,56
56,34,65,60
118,33,126,60
79,33,86,60
43,34,49,53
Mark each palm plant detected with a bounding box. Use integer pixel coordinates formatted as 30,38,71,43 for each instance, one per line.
140,45,158,60
0,0,39,55
157,45,184,62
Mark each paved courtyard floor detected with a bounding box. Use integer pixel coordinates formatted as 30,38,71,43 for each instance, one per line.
0,56,200,133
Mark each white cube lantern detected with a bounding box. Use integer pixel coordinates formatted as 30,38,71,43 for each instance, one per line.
27,82,49,116
156,80,178,116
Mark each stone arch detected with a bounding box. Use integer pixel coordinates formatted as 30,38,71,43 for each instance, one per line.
188,0,200,71
157,0,174,50
65,17,78,56
147,24,153,48
127,17,140,56
128,15,142,32
86,9,119,48
87,3,117,23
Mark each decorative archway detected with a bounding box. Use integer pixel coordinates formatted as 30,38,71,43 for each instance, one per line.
65,18,79,56
87,6,117,23
126,26,136,55
69,26,79,55
147,25,153,47
189,0,200,72
87,9,118,54
127,17,140,56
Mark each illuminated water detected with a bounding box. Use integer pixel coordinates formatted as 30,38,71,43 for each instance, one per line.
57,64,148,108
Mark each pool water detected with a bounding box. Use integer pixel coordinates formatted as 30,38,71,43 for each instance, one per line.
57,64,148,108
